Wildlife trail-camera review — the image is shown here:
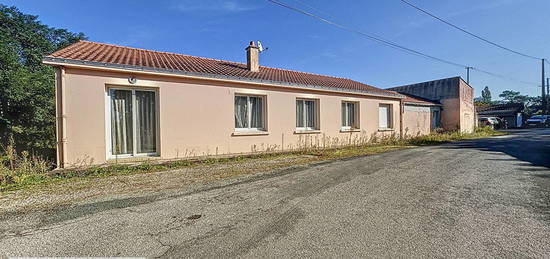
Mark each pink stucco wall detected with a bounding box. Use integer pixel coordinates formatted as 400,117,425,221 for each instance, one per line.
402,106,432,137
458,80,475,133
440,98,461,131
438,79,475,133
59,67,402,166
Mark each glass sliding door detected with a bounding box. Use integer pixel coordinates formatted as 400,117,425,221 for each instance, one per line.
111,89,133,155
135,91,157,154
110,88,157,157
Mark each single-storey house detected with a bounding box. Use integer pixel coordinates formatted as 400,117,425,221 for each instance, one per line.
44,41,448,168
388,77,475,133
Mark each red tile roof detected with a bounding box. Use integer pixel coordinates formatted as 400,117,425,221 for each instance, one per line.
45,41,400,97
401,93,441,106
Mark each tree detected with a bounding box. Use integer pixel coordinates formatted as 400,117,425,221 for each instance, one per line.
481,86,492,103
498,90,530,104
474,86,493,107
0,5,86,159
497,90,542,116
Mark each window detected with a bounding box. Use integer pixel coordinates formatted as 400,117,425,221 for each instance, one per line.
378,104,392,129
342,101,358,129
296,99,318,130
109,88,157,157
235,95,265,131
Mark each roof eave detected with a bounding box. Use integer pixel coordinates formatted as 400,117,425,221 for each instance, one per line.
43,56,404,100
404,102,442,106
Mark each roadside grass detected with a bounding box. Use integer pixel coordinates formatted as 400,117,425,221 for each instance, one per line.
0,127,505,193
408,126,506,146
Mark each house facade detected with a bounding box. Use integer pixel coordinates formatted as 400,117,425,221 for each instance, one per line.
44,41,421,168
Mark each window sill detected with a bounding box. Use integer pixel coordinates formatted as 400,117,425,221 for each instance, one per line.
232,131,269,136
340,128,361,133
378,128,395,132
294,129,321,134
107,154,160,162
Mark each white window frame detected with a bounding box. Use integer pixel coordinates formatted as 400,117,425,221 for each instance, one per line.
378,104,393,130
296,98,319,131
234,94,266,132
341,101,359,130
106,87,160,159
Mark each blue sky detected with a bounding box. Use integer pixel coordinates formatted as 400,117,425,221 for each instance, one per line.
3,0,550,97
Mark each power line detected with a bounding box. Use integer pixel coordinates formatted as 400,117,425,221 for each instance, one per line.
266,0,539,87
399,0,542,60
268,0,466,68
289,0,337,20
472,67,539,86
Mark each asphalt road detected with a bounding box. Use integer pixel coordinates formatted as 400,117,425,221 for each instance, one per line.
1,129,550,258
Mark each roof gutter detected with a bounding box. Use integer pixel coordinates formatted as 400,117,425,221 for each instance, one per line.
43,57,405,100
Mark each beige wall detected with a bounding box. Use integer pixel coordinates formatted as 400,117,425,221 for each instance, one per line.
442,79,475,133
403,105,432,137
59,68,402,166
458,80,475,133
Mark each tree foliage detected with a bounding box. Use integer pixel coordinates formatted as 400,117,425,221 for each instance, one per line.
498,90,529,104
497,90,542,116
474,86,493,107
481,86,491,103
0,5,86,159
474,87,544,116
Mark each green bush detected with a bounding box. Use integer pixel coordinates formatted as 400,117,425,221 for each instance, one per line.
0,137,52,187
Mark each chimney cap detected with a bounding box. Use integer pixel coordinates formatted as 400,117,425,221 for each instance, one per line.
246,41,259,50
246,41,259,72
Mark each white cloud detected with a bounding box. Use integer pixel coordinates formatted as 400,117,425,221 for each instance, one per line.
173,0,258,13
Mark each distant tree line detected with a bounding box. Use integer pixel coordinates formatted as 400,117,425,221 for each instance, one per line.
474,86,544,116
0,4,86,159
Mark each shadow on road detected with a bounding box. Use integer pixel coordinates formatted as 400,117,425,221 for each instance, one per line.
441,129,550,170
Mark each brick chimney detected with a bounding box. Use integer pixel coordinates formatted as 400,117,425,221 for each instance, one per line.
246,41,259,72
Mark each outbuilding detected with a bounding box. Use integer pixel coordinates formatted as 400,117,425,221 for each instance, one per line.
400,94,442,136
388,77,475,133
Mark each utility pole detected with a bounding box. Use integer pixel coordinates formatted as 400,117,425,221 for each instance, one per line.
543,59,547,114
466,66,472,84
547,77,550,114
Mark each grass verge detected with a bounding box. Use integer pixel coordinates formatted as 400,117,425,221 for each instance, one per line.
0,127,505,193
